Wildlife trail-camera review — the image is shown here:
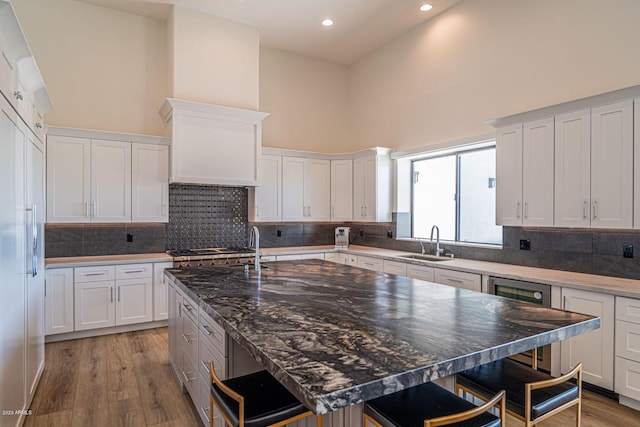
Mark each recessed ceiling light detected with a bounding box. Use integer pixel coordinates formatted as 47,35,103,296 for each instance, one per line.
419,3,433,12
322,19,334,27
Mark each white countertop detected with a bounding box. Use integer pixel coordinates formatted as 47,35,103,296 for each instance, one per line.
45,245,640,299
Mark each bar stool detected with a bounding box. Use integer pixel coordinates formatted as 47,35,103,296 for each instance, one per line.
456,349,583,427
363,381,505,427
209,361,322,427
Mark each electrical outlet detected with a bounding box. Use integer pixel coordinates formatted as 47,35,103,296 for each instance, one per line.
387,230,393,238
519,239,531,250
359,229,364,237
127,233,133,242
277,230,282,237
623,245,633,258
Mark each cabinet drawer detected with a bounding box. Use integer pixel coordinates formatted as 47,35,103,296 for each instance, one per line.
616,320,640,362
116,263,152,280
617,297,640,324
358,256,383,272
434,269,481,292
180,348,198,397
406,264,435,282
182,292,198,322
276,254,301,261
181,312,199,357
198,336,227,382
200,310,227,356
75,265,115,283
346,254,358,266
383,260,407,276
615,357,640,400
299,253,325,260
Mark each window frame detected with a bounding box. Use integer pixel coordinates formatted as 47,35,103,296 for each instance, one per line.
410,143,499,245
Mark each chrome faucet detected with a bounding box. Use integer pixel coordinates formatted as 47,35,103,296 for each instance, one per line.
249,225,261,271
430,225,443,257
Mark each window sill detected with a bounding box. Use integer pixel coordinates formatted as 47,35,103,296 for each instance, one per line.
397,238,503,251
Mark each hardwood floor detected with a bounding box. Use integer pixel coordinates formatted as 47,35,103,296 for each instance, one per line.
24,328,639,426
24,328,200,427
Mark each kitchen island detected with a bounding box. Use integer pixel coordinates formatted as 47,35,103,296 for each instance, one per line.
166,259,599,417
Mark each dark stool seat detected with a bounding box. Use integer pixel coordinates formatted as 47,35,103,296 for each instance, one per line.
210,362,321,427
363,381,505,427
456,358,582,427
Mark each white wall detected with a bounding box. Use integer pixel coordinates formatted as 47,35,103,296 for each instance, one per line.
13,0,167,136
349,0,640,151
260,48,350,153
170,6,259,110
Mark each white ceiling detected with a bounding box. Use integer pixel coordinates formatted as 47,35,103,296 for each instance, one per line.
78,0,464,65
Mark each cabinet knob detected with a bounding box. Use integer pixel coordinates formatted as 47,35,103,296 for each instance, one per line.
13,90,23,101
35,122,42,129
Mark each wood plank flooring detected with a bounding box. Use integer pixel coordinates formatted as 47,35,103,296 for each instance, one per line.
24,328,639,426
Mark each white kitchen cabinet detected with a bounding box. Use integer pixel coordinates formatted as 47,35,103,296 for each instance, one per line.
325,252,351,265
383,260,407,276
153,262,173,321
615,297,640,403
495,124,523,226
75,280,116,331
47,136,132,223
132,143,169,222
406,264,435,282
252,154,282,221
496,119,553,227
282,157,330,221
331,159,353,221
522,117,554,226
357,256,384,272
560,287,614,389
168,278,179,373
116,277,153,326
554,109,591,227
434,269,481,292
45,268,74,335
353,149,392,222
591,100,633,229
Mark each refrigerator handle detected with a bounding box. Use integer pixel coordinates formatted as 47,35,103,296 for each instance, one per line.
26,205,37,277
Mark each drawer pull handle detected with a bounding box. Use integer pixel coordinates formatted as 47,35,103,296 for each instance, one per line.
202,325,213,335
183,303,194,312
182,370,195,383
83,272,107,276
446,278,464,283
201,360,210,373
201,406,210,423
123,269,145,274
183,333,193,343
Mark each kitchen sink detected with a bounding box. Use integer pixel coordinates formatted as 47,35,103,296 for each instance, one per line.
398,254,453,262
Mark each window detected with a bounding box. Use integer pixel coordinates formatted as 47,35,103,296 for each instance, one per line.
412,143,502,245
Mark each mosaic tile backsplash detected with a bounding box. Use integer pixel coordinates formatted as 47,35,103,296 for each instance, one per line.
167,184,248,250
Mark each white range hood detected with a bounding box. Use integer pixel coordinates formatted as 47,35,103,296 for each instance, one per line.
159,98,269,186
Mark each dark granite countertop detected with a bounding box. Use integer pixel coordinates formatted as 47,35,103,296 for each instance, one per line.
166,259,599,414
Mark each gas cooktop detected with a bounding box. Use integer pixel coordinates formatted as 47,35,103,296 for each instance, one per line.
167,247,254,257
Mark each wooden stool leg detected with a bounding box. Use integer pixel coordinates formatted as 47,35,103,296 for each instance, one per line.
317,415,323,427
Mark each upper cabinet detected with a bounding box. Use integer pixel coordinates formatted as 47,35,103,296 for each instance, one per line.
46,129,170,223
353,148,392,222
282,157,330,221
330,159,353,221
159,99,269,187
251,154,281,221
493,85,640,230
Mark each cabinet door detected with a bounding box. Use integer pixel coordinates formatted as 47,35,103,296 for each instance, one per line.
255,155,281,221
495,124,523,226
522,117,554,226
363,156,377,221
168,281,179,370
75,280,115,331
331,159,353,221
555,110,591,227
153,262,173,321
305,159,330,221
131,143,168,222
282,157,305,221
91,139,132,222
383,260,407,276
591,100,633,229
561,288,614,389
357,256,383,272
46,135,91,222
45,268,74,335
353,157,366,220
116,277,153,326
406,264,435,282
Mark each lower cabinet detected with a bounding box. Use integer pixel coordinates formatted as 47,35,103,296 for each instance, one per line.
615,296,640,403
434,268,481,292
45,268,74,335
153,262,173,321
405,264,435,282
560,287,614,389
357,256,383,272
383,260,407,276
325,252,358,266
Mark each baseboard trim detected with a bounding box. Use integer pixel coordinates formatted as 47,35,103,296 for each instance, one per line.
45,320,168,343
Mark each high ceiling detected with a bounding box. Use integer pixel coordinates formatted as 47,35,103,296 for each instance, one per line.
78,0,464,65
